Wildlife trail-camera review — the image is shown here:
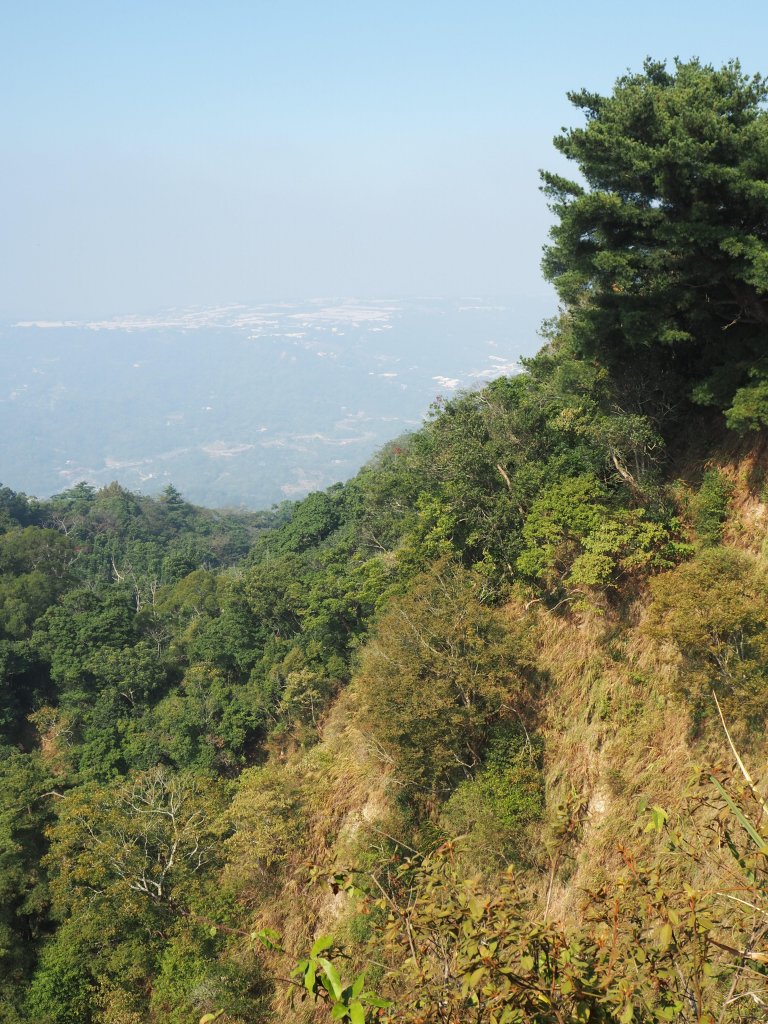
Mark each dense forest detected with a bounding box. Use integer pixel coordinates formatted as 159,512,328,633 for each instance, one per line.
5,57,768,1023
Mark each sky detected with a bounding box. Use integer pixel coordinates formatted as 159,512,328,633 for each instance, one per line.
3,0,768,319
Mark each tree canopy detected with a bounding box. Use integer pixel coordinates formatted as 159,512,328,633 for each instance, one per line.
542,58,768,429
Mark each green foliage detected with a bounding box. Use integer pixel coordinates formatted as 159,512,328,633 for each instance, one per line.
542,58,768,426
356,561,531,805
276,488,342,553
517,473,684,593
0,751,54,1016
290,935,390,1022
346,437,424,552
0,484,39,533
25,926,96,1024
45,767,229,923
647,546,768,724
126,663,258,772
403,359,608,576
690,469,733,545
355,845,693,1024
150,936,268,1024
225,765,305,889
725,373,768,432
21,767,237,1022
32,588,142,698
440,725,544,867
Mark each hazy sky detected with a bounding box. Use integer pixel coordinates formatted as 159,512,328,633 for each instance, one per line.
3,1,767,319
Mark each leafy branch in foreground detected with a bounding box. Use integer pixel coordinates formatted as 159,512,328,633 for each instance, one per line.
289,934,391,1022
291,770,768,1024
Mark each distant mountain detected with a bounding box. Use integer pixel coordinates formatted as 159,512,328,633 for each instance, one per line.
0,296,549,507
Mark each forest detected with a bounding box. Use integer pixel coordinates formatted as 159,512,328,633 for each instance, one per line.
4,57,768,1023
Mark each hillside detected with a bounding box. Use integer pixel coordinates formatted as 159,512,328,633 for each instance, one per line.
3,57,768,1024
3,350,768,1024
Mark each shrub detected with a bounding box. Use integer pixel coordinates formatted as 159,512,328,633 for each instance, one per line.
517,474,685,594
690,469,733,545
355,562,530,806
647,546,768,725
440,724,544,868
224,765,305,888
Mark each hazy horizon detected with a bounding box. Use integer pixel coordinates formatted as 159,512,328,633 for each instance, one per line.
5,2,768,320
0,295,548,508
5,1,768,505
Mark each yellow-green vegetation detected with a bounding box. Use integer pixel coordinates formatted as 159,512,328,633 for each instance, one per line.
648,547,768,727
4,55,768,1023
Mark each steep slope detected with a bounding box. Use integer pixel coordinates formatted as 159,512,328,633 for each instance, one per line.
5,55,768,1024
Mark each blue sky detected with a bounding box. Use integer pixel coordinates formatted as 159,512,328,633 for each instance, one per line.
3,0,766,318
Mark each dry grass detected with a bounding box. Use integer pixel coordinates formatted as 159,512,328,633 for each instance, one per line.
232,445,768,1015
526,596,698,917
235,687,396,1021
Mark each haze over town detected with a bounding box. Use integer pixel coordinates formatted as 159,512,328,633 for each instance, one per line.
4,1,765,506
1,296,546,506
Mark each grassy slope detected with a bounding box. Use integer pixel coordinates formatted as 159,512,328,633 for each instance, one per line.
233,433,768,1021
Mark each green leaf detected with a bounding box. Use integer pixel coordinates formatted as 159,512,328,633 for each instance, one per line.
318,958,344,1000
644,805,668,833
467,966,486,989
199,1013,225,1024
468,895,485,920
331,1003,349,1020
311,934,334,958
253,926,282,951
304,961,317,993
290,959,309,978
351,973,365,998
208,926,218,937
349,1000,365,1024
711,777,766,850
